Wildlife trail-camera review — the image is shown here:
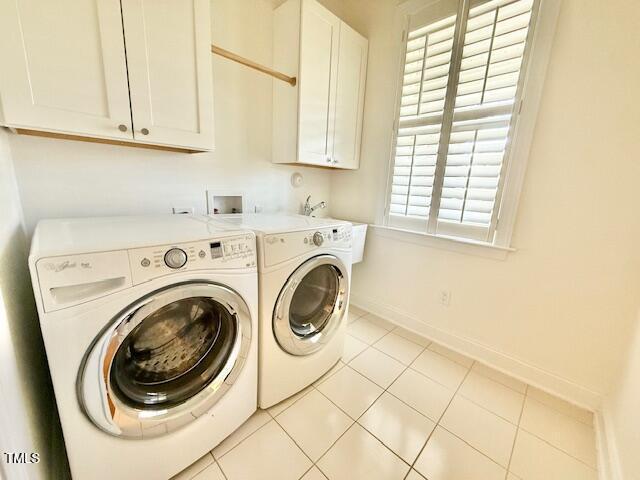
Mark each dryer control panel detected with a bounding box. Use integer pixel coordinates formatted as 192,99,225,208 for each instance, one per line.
129,234,256,285
263,225,352,267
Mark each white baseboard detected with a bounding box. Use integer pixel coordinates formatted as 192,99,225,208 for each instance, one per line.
350,292,603,411
594,406,623,480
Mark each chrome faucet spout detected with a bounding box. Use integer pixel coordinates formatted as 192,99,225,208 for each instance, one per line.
303,196,327,216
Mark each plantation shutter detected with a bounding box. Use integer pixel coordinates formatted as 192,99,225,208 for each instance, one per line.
388,0,537,242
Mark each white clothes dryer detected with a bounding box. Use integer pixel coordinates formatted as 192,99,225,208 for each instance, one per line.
208,214,352,408
29,215,258,479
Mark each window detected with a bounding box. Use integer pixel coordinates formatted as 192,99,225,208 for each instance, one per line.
387,0,544,246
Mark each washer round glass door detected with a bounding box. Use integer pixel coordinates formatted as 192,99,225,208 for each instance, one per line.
273,255,348,355
78,282,252,439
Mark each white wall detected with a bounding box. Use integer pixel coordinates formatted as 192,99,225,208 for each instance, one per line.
10,0,332,235
604,312,640,480
0,129,65,479
330,0,640,405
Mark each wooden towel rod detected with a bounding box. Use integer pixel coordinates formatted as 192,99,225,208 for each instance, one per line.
211,44,297,87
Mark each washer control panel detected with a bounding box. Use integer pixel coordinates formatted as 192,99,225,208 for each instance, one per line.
129,233,256,285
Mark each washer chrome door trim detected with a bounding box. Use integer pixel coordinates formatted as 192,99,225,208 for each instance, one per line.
273,254,348,356
77,281,252,439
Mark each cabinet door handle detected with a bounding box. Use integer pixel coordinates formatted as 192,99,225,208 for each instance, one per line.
118,124,128,132
326,156,332,163
141,128,150,135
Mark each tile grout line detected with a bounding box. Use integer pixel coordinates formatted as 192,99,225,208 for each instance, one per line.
504,384,528,479
516,432,598,471
312,355,415,476
453,382,524,427
402,362,475,480
427,365,540,476
271,412,322,468
182,452,216,480
214,457,229,480
425,343,475,370
526,387,594,426
211,415,273,462
369,331,429,365
471,365,529,395
266,382,345,478
266,384,315,420
250,380,340,480
267,361,360,478
403,363,464,394
524,393,595,427
522,387,597,469
348,346,417,390
351,350,428,459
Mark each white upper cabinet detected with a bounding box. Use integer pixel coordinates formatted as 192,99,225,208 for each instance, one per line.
333,22,368,169
0,0,214,151
273,0,368,170
121,0,214,150
0,0,133,140
297,1,340,166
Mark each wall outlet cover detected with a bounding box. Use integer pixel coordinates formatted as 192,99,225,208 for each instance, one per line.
440,290,451,307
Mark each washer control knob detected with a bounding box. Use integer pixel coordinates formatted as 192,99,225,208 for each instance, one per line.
164,248,187,269
313,232,324,247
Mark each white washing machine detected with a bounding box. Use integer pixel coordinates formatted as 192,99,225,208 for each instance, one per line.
28,215,258,480
209,214,352,408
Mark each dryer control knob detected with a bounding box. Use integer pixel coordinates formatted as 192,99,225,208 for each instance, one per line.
164,248,188,269
313,232,324,247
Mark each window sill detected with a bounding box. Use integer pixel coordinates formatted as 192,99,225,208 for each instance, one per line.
370,224,515,261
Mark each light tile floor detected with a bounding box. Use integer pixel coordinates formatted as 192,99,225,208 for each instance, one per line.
174,306,598,480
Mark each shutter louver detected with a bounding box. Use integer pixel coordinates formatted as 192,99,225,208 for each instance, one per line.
389,0,536,241
392,13,456,222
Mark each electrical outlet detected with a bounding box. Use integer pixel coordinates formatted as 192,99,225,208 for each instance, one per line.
439,290,451,307
172,207,194,215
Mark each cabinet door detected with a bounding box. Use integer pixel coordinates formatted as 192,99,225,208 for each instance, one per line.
121,0,214,150
298,0,340,166
332,23,368,169
0,0,132,139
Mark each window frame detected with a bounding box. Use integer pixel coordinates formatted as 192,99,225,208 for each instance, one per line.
382,0,562,249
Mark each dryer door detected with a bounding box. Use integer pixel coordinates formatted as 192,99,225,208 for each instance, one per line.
78,281,251,439
273,254,349,356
